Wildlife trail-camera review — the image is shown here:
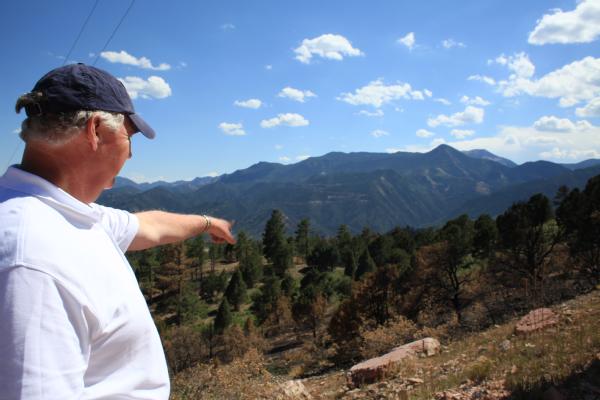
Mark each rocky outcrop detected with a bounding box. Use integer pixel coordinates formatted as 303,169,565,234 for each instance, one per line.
347,338,440,387
515,308,559,335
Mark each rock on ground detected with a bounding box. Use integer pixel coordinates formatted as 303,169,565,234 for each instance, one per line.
515,308,559,335
347,338,440,387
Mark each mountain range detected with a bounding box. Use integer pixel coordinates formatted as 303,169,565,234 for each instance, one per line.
98,145,600,236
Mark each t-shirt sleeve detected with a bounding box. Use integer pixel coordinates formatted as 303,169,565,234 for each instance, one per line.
92,204,140,252
0,267,89,400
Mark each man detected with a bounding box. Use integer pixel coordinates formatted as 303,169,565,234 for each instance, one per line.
0,64,235,399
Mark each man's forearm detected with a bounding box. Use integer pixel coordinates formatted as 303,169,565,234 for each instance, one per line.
129,211,234,251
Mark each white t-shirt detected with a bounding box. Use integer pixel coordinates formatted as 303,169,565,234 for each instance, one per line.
0,166,170,399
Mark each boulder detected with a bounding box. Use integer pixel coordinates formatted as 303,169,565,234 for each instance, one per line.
348,338,440,387
515,308,559,335
278,380,313,399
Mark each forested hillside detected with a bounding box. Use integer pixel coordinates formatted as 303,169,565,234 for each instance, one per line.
126,174,600,399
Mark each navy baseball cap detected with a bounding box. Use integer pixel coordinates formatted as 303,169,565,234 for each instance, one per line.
22,63,155,139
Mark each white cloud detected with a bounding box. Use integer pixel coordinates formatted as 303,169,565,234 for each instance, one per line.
370,129,389,138
205,171,220,177
13,128,21,134
338,79,428,108
424,89,433,97
411,91,425,100
279,156,291,163
442,39,466,49
296,155,310,161
234,98,262,109
576,97,600,117
101,50,171,71
221,23,235,30
119,76,172,99
460,95,491,106
539,147,600,160
386,147,402,153
265,65,273,70
398,32,415,50
468,75,496,86
451,129,475,139
278,87,316,103
490,52,535,79
275,144,284,150
260,113,309,128
496,55,600,107
529,0,600,45
533,115,592,132
434,98,452,106
427,106,485,127
439,119,600,163
294,34,363,64
219,122,246,136
416,129,434,138
358,109,384,117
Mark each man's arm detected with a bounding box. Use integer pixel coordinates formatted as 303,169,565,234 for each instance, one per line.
128,211,235,251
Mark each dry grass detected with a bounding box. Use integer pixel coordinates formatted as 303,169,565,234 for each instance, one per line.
171,349,283,400
299,289,600,399
386,289,600,399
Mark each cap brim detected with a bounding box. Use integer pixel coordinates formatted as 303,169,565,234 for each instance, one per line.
129,113,156,139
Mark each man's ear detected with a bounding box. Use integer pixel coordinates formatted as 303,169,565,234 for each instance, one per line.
84,113,102,151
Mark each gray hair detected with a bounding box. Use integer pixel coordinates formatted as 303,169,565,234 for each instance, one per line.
15,92,124,145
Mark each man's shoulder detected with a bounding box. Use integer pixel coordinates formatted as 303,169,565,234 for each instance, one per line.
0,187,62,227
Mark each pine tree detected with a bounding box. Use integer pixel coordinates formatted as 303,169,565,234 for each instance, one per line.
235,231,251,261
306,238,339,272
556,176,600,277
176,281,208,325
355,249,376,280
295,218,311,261
272,238,293,277
497,193,558,284
239,245,263,288
263,209,287,262
473,214,498,259
224,269,247,311
185,235,205,280
251,275,281,323
214,298,232,334
343,250,358,278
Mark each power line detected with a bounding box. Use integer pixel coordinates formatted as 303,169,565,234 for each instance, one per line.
4,140,23,171
4,0,136,170
93,0,136,66
63,0,100,66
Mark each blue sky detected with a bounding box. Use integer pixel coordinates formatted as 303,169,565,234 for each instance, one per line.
1,0,599,182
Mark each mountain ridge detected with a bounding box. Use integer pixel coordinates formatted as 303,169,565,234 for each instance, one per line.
99,145,600,236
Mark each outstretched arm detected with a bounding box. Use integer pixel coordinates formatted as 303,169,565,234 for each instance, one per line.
128,211,235,251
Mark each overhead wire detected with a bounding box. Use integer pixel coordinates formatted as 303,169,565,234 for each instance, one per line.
93,0,136,66
4,0,136,169
63,0,100,66
4,137,22,171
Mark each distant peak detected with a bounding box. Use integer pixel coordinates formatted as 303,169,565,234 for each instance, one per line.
429,144,459,154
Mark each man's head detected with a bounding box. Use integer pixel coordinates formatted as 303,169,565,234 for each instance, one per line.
15,63,156,144
14,64,156,201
